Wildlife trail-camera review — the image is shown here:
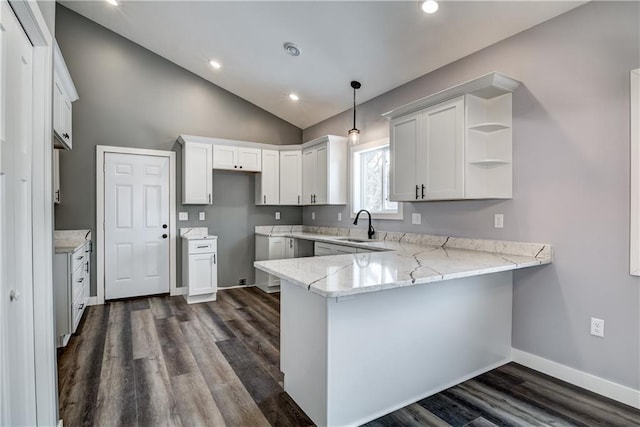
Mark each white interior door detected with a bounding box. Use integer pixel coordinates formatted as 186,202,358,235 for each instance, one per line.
0,1,37,424
105,153,170,299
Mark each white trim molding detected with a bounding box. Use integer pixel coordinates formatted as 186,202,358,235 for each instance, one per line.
96,145,177,305
630,69,640,276
512,349,640,409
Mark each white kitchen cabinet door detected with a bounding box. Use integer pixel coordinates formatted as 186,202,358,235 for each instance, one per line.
420,96,464,200
238,147,262,171
182,141,212,204
390,111,421,201
302,148,317,205
188,252,217,296
212,145,237,170
52,75,65,142
280,150,302,205
315,146,328,204
269,237,286,259
255,149,279,205
53,149,61,204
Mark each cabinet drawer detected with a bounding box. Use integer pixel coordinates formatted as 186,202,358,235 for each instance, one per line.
71,249,86,272
71,269,88,303
188,240,217,254
72,293,87,333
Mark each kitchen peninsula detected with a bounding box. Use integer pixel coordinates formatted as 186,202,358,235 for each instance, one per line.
254,226,552,427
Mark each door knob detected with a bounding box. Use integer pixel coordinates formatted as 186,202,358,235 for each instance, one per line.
162,234,168,239
162,224,168,229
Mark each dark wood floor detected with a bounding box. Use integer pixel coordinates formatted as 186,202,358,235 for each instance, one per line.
58,287,640,427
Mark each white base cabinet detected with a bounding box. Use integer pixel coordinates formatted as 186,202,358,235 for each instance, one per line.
182,237,218,304
255,236,313,293
54,241,91,347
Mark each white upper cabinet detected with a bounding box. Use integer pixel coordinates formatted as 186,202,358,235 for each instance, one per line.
213,145,262,171
301,135,347,205
385,72,519,201
279,150,302,205
255,149,279,205
53,41,78,150
180,140,213,205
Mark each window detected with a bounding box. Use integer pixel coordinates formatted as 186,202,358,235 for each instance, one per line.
351,138,403,220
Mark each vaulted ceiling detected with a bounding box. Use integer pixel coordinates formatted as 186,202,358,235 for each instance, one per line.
60,1,585,129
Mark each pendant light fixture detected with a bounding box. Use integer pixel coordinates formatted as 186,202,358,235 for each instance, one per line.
348,80,361,145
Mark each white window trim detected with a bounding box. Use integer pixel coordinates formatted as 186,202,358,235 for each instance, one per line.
349,138,404,220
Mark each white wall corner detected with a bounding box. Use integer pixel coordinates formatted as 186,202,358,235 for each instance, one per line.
512,348,640,409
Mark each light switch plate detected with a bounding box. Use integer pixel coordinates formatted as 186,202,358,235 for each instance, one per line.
412,213,421,225
311,212,316,220
275,211,281,220
179,212,188,221
338,212,342,221
199,212,205,221
494,214,504,229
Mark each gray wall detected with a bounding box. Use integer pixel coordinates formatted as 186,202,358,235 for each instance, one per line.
54,5,302,292
303,2,640,389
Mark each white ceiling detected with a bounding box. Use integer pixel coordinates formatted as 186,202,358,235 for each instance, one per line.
60,1,585,129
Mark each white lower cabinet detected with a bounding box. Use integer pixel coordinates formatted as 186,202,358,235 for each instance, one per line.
255,235,313,293
54,241,91,347
182,237,218,304
314,241,365,256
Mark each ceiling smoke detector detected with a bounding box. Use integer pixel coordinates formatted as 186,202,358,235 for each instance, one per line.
283,42,301,57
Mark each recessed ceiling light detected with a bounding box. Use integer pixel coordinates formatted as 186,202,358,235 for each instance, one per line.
106,0,119,6
283,42,301,57
209,60,222,70
289,93,300,101
422,0,439,14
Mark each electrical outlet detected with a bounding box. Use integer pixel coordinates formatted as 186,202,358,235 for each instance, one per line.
338,212,342,221
178,212,188,221
239,278,246,286
275,211,281,220
494,214,504,229
199,212,205,221
312,212,316,220
590,317,604,337
412,213,421,225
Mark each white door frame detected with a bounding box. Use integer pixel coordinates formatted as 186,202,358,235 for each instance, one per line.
1,1,56,425
96,145,177,304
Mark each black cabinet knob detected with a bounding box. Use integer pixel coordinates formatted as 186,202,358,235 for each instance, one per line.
234,165,237,168
162,224,167,229
162,234,168,239
239,165,243,169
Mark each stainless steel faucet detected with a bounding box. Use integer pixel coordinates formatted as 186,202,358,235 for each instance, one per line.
353,209,375,239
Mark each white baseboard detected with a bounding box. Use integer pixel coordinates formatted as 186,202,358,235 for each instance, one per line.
512,349,640,409
218,284,255,290
86,296,98,306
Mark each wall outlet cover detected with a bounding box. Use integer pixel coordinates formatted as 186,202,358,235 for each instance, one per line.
312,212,316,220
338,212,342,221
590,317,604,338
199,212,205,221
275,211,281,220
412,213,421,225
494,213,504,229
179,212,188,221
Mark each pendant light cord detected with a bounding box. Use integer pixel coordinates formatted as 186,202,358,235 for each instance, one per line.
353,87,357,130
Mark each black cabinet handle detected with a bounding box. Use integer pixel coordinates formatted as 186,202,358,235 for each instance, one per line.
79,303,84,310
213,254,216,264
85,262,89,273
55,190,60,202
297,195,300,204
63,133,69,139
162,234,168,239
208,193,211,204
415,185,419,199
421,184,425,199
264,195,266,204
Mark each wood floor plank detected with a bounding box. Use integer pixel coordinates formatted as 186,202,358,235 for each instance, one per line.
134,357,182,427
180,320,270,427
464,416,499,427
193,303,234,341
131,308,163,360
148,296,172,319
93,301,138,427
418,392,482,425
365,403,451,427
129,298,151,311
154,316,199,377
172,372,226,427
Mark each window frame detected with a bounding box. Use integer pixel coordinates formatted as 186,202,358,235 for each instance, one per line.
349,138,403,220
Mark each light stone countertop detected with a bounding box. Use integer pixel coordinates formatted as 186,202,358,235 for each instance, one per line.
54,229,91,254
253,226,552,298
